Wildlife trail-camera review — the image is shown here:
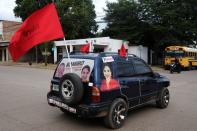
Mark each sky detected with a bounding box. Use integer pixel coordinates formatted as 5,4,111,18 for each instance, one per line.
0,0,117,31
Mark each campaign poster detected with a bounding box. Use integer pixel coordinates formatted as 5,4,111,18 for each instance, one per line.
55,58,94,83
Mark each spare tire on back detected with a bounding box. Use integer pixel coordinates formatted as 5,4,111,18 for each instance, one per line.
59,73,84,105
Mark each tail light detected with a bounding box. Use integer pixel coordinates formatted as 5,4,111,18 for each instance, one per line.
91,86,100,103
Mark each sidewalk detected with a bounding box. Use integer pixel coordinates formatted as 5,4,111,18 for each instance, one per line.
0,61,57,70
151,66,164,72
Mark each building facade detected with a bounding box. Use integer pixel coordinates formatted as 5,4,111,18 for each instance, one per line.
0,20,21,62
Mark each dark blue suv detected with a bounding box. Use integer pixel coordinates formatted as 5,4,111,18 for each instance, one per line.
47,52,170,129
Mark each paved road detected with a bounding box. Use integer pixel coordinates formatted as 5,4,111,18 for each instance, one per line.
0,65,197,131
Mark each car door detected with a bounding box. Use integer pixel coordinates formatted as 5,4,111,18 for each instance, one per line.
115,58,140,107
132,58,158,103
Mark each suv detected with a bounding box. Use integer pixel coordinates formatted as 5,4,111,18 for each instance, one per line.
47,52,170,129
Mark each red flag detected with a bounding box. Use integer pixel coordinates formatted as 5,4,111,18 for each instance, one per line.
119,43,126,57
8,3,64,61
80,42,90,53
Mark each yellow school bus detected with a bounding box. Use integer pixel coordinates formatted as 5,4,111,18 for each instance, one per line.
164,46,197,70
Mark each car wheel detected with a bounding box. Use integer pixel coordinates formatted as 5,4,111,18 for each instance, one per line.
156,87,170,108
59,73,83,105
104,98,128,129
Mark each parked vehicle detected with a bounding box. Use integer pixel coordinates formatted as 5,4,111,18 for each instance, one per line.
164,46,197,70
47,52,170,129
170,62,181,74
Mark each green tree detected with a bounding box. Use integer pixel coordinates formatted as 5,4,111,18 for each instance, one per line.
102,0,152,46
14,0,97,64
139,0,197,46
103,0,197,48
14,0,97,39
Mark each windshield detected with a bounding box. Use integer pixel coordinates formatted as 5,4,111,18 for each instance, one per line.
165,50,185,57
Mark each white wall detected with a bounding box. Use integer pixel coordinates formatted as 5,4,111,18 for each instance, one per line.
0,21,3,35
104,40,148,63
128,45,148,63
104,39,129,52
53,37,148,63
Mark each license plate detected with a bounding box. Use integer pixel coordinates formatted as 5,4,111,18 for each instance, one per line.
52,84,59,91
48,99,76,114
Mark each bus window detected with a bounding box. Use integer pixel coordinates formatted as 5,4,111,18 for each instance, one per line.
165,50,185,57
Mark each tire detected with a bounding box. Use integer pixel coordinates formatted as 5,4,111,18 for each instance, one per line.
59,73,83,105
156,87,170,108
104,98,128,129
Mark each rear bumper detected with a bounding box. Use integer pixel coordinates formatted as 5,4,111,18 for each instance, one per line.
47,91,109,118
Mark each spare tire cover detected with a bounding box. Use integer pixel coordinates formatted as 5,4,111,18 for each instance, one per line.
59,73,83,105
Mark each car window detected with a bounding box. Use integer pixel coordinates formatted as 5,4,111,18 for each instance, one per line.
132,58,152,75
116,60,135,77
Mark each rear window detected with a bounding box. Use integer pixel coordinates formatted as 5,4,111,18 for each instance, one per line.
54,58,94,83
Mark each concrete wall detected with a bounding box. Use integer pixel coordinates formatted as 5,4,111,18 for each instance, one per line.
0,21,2,35
2,20,21,41
54,38,148,63
128,45,148,63
105,40,148,62
104,39,129,52
0,20,21,62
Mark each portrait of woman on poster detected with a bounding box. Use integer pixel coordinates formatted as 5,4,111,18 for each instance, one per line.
81,65,91,82
55,63,65,78
100,64,120,92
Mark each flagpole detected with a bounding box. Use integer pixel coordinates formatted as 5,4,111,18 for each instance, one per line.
63,38,73,72
92,40,94,52
89,40,92,52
